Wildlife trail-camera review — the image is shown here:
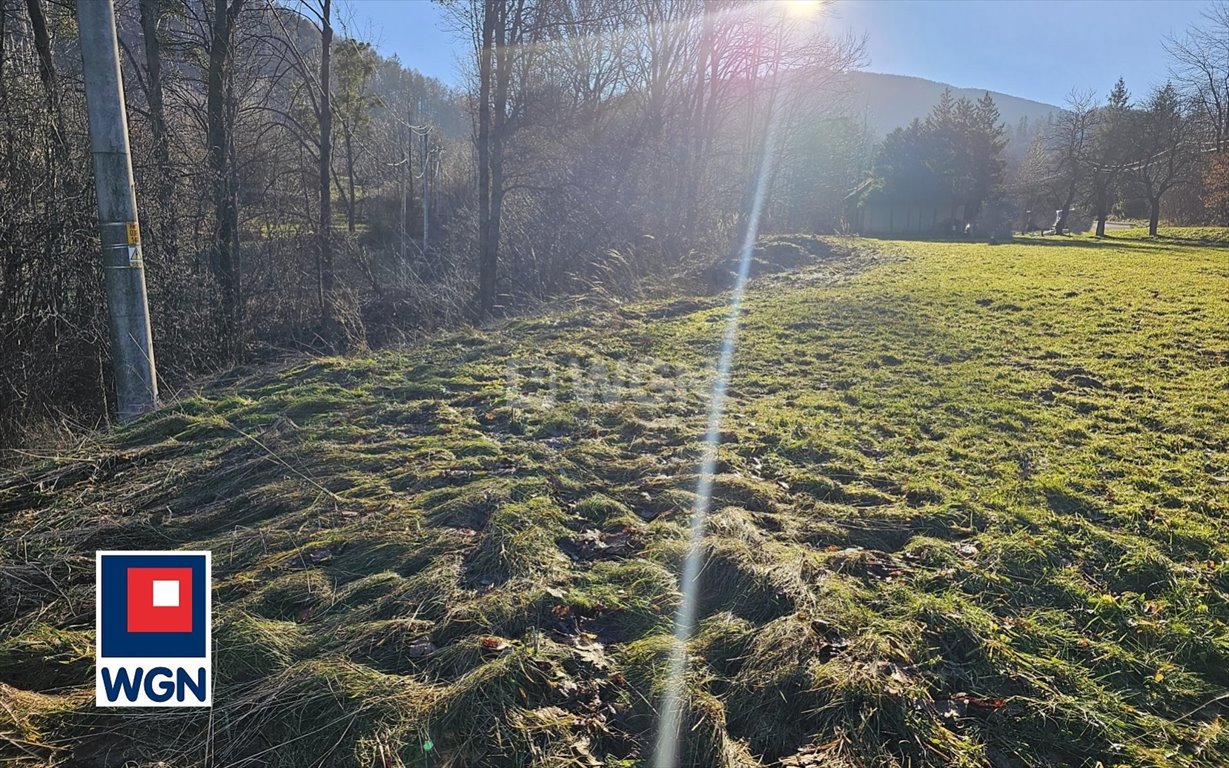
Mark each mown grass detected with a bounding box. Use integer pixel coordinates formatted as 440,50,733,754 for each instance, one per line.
1,235,1227,767
1109,225,1229,244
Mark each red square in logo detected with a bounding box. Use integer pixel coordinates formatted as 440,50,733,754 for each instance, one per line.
126,567,193,633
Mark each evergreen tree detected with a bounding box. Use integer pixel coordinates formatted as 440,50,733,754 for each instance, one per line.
969,92,1008,217
868,91,1007,226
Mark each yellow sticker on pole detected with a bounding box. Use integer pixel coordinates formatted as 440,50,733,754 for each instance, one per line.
126,222,141,245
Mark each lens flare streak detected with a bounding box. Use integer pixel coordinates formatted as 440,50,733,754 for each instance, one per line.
650,108,782,768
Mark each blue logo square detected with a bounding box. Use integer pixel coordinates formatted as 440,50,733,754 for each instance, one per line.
98,553,208,658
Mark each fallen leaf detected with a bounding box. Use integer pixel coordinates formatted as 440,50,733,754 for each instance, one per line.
966,696,1007,709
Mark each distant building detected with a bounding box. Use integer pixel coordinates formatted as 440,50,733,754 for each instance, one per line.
844,180,966,238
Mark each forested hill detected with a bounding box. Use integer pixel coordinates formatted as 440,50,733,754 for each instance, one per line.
845,70,1059,138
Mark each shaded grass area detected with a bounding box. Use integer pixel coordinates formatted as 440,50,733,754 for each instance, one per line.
1,236,1228,766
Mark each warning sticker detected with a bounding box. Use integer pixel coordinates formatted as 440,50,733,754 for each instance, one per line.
126,222,141,245
128,245,143,268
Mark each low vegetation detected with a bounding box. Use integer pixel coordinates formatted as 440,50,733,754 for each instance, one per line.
1,234,1227,767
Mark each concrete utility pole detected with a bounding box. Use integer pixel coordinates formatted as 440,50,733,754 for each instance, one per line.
78,0,159,421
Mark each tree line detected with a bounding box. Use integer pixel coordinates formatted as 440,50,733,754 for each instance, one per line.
1014,2,1229,237
0,0,866,444
853,2,1229,242
860,74,1220,241
15,0,1228,445
855,89,1008,232
1013,78,1201,237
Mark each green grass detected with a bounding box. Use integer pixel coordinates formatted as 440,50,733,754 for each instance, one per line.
1106,225,1229,244
1,235,1227,767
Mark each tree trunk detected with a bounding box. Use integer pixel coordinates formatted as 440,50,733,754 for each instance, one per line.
1148,197,1161,236
681,8,713,243
1091,178,1107,237
139,0,177,260
24,0,66,186
318,0,334,331
476,0,496,318
344,122,356,233
139,0,168,177
24,0,60,140
0,2,7,175
488,3,510,318
404,110,413,263
206,0,241,360
26,0,69,374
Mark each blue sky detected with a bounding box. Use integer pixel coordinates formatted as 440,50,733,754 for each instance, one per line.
340,0,1210,106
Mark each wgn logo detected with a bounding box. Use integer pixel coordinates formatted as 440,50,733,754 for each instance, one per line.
95,551,212,707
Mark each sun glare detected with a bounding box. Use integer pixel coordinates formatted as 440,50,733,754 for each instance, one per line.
781,0,822,17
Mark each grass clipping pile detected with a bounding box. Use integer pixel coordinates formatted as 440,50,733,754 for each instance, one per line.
2,235,1229,767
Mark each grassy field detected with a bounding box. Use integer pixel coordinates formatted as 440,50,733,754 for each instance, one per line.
1113,226,1229,244
1,234,1227,767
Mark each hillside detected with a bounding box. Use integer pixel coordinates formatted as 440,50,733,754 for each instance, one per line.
2,235,1228,767
845,70,1058,138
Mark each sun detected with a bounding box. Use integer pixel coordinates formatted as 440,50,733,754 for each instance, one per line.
780,0,823,17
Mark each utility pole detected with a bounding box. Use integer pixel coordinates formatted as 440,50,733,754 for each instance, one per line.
78,0,158,421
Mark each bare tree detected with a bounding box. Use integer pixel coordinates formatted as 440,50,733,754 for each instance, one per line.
1166,1,1229,151
1087,78,1131,237
206,0,245,359
464,0,547,318
1129,83,1200,236
23,0,60,145
317,0,335,332
1050,91,1097,234
476,0,496,317
137,0,178,263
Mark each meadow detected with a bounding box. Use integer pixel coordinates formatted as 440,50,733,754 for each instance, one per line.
2,231,1227,767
